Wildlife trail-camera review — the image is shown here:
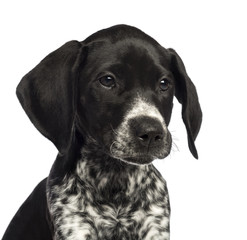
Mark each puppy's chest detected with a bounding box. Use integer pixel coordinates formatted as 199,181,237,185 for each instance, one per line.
49,164,170,240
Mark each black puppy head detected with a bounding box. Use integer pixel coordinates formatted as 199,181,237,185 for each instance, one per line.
17,25,202,165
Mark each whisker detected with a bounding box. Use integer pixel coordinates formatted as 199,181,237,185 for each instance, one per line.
170,132,180,153
172,141,179,153
110,141,117,155
110,124,118,135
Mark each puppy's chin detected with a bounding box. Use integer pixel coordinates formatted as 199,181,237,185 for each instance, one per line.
117,156,154,166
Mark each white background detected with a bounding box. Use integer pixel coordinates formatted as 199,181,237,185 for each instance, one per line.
0,0,246,239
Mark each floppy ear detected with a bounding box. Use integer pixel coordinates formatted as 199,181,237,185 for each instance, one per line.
16,41,85,155
168,48,202,159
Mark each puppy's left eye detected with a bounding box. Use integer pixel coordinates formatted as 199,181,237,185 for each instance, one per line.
160,78,170,91
98,75,116,88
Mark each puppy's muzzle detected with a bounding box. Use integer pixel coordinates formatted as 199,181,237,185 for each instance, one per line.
111,116,172,165
109,97,173,165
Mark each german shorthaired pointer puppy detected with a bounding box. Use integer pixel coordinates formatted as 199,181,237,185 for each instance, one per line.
2,25,202,240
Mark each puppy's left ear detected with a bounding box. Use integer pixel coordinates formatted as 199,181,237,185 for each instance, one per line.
168,49,202,159
16,41,85,155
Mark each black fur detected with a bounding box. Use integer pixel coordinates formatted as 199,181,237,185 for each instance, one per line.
2,25,202,240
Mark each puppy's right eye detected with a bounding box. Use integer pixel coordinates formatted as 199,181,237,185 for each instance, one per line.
98,76,116,88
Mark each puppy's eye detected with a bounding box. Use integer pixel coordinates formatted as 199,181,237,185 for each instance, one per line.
160,78,170,91
98,75,116,88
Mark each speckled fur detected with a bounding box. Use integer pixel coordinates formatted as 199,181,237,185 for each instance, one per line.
48,140,170,240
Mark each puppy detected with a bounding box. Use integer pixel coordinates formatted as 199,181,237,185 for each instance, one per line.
2,25,202,240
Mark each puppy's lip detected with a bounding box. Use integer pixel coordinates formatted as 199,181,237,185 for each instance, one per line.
113,152,170,165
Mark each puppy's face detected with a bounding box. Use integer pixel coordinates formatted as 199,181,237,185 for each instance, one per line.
77,39,175,165
17,25,201,167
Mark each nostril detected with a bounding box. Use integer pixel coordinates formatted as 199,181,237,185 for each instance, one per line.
154,134,163,141
139,134,149,141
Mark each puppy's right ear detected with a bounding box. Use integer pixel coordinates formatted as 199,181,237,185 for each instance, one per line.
16,41,86,155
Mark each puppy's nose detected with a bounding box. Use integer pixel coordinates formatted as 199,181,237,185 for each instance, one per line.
132,117,165,147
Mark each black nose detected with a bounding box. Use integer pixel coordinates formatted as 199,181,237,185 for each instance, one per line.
132,117,165,147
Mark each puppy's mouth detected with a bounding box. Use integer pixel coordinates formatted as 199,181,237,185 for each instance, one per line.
116,151,171,166
109,138,172,166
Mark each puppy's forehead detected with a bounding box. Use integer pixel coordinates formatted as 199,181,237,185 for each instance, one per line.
84,39,170,82
87,38,163,63
83,25,171,69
